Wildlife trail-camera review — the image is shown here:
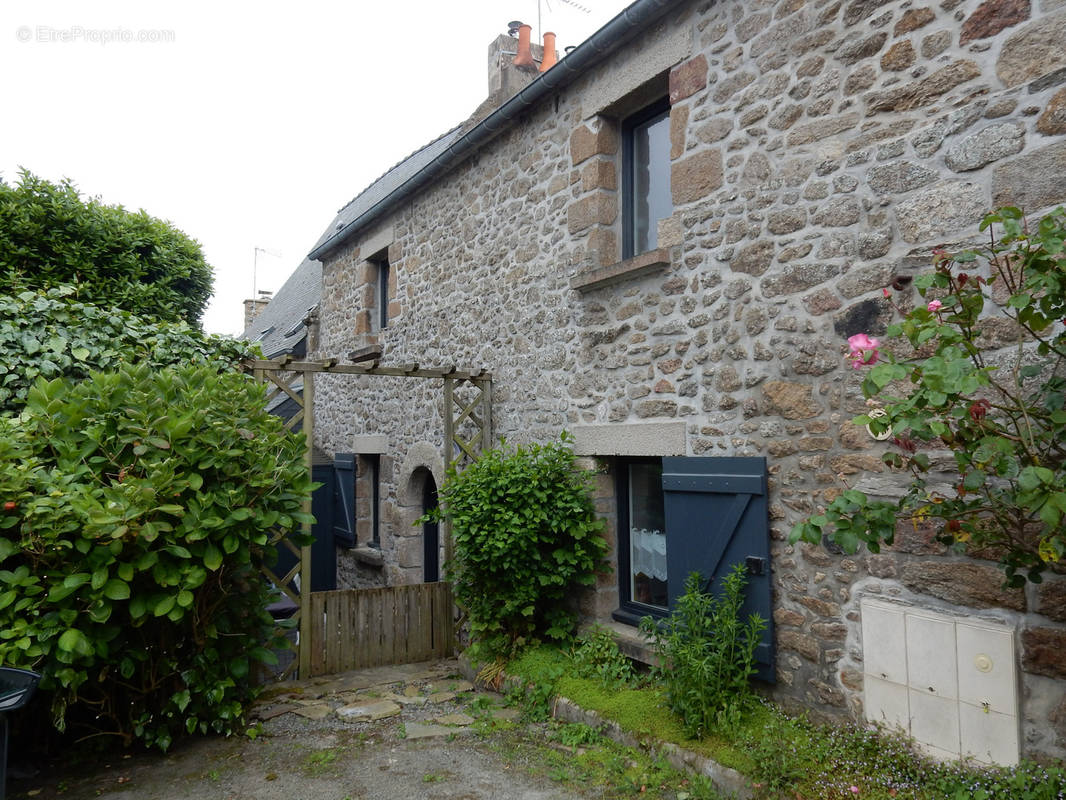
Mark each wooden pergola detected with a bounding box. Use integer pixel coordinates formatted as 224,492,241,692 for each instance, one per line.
244,356,492,678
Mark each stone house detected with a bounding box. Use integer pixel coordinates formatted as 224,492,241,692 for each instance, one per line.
300,0,1066,764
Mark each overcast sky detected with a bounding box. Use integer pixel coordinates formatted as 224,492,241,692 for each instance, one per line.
1,0,634,335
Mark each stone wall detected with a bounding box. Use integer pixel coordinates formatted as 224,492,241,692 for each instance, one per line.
312,0,1066,760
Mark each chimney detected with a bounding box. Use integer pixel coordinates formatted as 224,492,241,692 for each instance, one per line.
513,23,535,68
539,32,557,72
243,289,272,330
486,23,544,100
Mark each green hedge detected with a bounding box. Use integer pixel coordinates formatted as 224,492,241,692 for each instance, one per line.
0,363,313,750
0,171,213,325
0,286,252,415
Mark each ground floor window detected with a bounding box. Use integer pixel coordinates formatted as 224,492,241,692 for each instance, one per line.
623,460,668,610
611,456,775,682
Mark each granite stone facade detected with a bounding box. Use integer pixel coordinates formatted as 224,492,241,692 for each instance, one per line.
310,0,1066,761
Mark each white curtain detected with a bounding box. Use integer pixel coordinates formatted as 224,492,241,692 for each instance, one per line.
630,528,667,580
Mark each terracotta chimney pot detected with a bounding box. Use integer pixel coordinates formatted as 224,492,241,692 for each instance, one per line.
539,32,557,72
513,24,535,68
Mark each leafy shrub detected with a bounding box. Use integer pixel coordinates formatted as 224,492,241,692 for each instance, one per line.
791,206,1066,584
640,566,766,738
0,171,213,325
0,287,252,415
430,434,607,657
570,626,636,689
0,363,313,750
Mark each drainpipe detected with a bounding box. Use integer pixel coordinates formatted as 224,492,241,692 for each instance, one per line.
539,32,557,72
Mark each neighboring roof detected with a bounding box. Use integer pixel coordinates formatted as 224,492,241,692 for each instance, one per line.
309,0,681,261
311,126,464,253
241,256,321,358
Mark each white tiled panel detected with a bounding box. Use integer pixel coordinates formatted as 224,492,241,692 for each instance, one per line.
959,701,1020,766
859,598,1019,767
909,689,961,754
863,676,910,731
956,621,1017,714
862,600,908,684
905,611,958,699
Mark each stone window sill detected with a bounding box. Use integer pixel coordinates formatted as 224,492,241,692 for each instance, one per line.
352,545,384,567
570,248,670,293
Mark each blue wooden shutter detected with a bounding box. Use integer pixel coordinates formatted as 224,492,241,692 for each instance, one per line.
662,456,775,683
333,453,356,548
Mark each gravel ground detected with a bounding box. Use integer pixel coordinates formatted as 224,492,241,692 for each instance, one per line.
7,661,588,800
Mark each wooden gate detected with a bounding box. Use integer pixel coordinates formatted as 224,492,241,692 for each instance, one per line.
308,582,454,676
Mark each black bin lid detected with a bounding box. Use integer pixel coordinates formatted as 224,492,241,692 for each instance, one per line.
0,668,40,712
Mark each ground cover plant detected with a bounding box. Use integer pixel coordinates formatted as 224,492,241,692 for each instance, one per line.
427,433,607,658
0,170,213,325
502,636,1065,799
0,363,313,750
791,206,1066,585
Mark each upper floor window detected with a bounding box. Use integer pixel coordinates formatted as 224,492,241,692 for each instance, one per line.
369,254,390,332
622,99,671,259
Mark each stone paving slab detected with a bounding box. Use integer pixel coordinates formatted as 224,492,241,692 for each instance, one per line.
290,704,331,720
336,699,401,721
404,722,472,739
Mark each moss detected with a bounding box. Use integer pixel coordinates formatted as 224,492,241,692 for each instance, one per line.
507,644,757,774
555,675,761,775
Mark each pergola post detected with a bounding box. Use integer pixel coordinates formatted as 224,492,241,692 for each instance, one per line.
298,370,314,678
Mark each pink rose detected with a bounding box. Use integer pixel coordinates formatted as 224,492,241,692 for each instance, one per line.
927,300,943,312
847,333,880,369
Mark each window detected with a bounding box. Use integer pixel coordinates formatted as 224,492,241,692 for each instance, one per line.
358,453,381,548
370,255,390,331
611,456,775,682
617,459,669,613
622,99,672,259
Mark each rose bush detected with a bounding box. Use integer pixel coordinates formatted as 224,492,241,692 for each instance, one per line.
791,207,1065,585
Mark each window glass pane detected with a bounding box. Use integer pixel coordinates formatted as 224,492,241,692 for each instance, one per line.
628,462,667,609
631,109,671,255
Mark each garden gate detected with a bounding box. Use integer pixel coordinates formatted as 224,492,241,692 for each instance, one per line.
245,355,492,678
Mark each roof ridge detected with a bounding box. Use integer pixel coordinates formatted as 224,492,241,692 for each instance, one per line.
336,123,464,215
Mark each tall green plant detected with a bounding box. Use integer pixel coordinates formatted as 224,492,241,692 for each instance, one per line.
640,566,766,739
0,363,313,750
428,434,607,658
790,207,1066,585
0,171,213,325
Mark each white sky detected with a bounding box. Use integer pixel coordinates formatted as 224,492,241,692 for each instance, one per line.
1,0,635,335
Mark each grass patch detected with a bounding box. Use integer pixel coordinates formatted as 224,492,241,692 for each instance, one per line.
502,644,1066,800
491,721,727,799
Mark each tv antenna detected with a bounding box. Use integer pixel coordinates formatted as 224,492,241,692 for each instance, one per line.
535,0,593,44
252,246,282,298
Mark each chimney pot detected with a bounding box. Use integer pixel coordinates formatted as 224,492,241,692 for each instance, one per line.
539,32,557,72
513,23,535,68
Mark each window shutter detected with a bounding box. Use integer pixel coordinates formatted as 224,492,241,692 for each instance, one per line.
661,456,775,682
333,453,356,548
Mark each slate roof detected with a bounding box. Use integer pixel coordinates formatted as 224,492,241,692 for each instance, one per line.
312,125,464,253
241,255,321,359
